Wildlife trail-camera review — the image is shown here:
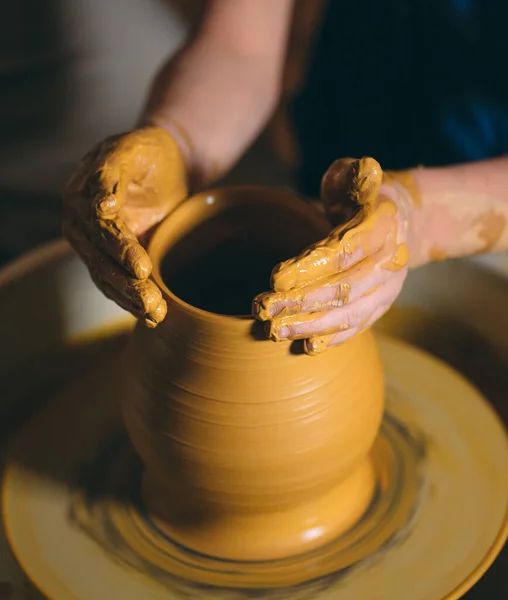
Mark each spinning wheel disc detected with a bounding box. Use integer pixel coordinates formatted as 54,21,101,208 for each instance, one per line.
2,336,507,600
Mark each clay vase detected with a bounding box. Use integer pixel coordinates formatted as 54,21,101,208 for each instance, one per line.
122,187,384,562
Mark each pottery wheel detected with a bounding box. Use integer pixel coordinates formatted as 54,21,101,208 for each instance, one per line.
2,334,507,600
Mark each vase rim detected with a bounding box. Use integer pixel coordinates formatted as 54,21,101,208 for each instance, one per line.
148,185,328,328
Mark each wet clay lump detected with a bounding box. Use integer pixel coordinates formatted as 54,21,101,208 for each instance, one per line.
122,187,385,561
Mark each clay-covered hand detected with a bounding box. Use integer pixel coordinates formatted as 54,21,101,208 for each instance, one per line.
63,127,187,327
253,157,416,354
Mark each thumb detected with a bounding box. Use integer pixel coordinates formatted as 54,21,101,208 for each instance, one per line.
321,157,383,228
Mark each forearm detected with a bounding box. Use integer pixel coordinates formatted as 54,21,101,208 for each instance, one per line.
142,0,294,188
407,156,508,267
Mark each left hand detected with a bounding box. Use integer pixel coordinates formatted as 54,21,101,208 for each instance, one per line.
62,127,188,327
252,157,415,355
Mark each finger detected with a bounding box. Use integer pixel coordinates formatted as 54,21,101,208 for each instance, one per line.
97,274,166,328
270,238,364,293
76,133,137,220
89,159,126,219
63,141,125,241
270,157,388,294
304,302,391,355
64,161,152,280
321,157,383,227
267,306,351,342
271,200,398,293
254,251,393,321
63,134,127,221
267,270,405,341
64,221,166,327
94,215,152,279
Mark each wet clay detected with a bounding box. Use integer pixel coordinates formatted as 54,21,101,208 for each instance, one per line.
253,158,412,354
429,245,448,262
406,160,508,266
383,169,422,208
63,126,188,327
266,159,412,293
122,187,385,561
476,210,507,253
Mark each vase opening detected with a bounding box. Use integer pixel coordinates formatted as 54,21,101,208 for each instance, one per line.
155,187,328,316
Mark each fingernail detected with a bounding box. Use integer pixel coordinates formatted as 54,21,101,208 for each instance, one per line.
144,299,167,328
153,299,167,322
252,293,271,320
271,260,295,293
305,336,329,356
144,315,158,328
278,326,290,339
268,322,290,342
97,193,116,215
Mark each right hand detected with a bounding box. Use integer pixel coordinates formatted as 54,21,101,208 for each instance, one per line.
63,127,188,327
253,158,416,354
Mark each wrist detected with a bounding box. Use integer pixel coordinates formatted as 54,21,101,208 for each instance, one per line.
383,168,427,268
401,159,508,266
141,34,282,191
140,114,207,189
404,165,445,268
142,116,193,167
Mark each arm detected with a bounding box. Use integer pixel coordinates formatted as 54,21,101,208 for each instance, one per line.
143,0,295,187
63,0,295,327
253,156,508,354
407,157,508,266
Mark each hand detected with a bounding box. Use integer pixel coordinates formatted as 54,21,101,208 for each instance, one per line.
253,157,416,354
63,127,187,327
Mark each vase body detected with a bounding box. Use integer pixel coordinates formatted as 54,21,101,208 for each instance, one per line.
122,187,384,561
